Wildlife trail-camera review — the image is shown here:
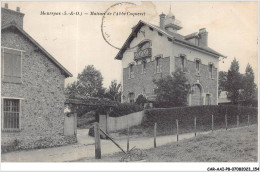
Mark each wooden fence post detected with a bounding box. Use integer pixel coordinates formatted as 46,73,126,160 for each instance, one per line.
211,115,214,132
225,114,227,131
248,115,250,127
237,115,239,127
127,124,130,152
194,116,197,137
94,122,101,159
176,119,179,142
154,122,157,148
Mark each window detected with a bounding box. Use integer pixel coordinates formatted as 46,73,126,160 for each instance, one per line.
155,57,161,73
129,93,135,104
180,55,185,71
2,99,20,131
1,48,22,83
129,64,134,78
205,94,211,105
195,59,200,74
142,60,147,74
209,64,213,78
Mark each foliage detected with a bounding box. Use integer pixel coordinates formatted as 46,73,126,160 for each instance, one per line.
153,69,191,108
135,95,147,107
65,65,106,115
109,103,143,117
104,80,121,102
218,71,227,96
241,64,257,106
65,65,105,99
226,58,243,104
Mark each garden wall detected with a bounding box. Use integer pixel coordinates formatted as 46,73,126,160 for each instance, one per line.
99,111,145,132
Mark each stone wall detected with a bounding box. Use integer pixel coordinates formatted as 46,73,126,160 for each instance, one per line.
1,28,76,150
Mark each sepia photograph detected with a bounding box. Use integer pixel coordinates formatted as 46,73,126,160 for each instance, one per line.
0,1,259,171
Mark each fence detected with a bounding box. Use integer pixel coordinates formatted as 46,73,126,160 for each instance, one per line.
93,105,258,159
142,105,258,136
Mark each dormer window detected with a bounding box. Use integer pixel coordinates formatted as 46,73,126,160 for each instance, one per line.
129,64,134,79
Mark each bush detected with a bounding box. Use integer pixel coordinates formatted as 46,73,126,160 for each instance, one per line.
109,103,143,117
143,105,258,136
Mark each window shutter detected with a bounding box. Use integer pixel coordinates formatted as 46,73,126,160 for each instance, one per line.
3,49,21,83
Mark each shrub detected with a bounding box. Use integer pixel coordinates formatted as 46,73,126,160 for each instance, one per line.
109,103,143,117
135,95,147,106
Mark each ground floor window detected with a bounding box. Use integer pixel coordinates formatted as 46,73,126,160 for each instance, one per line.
128,92,135,104
2,98,20,130
205,94,211,105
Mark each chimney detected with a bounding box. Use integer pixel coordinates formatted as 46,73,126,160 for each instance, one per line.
1,5,25,28
159,13,166,29
198,28,208,47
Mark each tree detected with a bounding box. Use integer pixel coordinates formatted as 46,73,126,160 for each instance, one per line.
226,58,243,104
153,69,191,107
65,65,106,116
105,80,121,102
65,65,105,99
241,63,256,105
218,71,227,96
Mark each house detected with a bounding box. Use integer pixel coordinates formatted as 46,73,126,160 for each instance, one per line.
1,4,75,150
115,9,225,106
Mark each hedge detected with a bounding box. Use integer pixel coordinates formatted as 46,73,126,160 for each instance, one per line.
143,105,258,135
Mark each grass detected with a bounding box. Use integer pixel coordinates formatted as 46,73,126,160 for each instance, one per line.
77,124,258,162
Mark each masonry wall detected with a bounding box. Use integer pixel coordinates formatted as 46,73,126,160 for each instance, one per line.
122,57,170,102
121,25,173,102
175,56,218,105
1,29,76,150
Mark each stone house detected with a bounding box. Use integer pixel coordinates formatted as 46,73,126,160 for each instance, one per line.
115,10,225,106
1,5,75,150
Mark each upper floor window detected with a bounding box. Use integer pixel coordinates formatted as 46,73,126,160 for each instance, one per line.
1,48,22,83
142,60,147,74
155,56,162,73
129,64,134,79
2,98,21,131
134,40,152,61
180,55,186,72
209,63,213,78
195,59,201,75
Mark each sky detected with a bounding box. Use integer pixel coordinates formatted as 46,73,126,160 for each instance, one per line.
2,1,258,88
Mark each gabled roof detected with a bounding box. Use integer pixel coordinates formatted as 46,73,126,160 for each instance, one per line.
115,20,226,60
2,23,73,77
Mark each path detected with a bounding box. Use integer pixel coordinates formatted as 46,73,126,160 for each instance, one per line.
1,127,238,162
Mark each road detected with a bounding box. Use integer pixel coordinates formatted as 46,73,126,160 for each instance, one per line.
2,128,224,162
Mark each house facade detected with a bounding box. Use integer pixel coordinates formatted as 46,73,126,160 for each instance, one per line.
1,5,75,150
116,10,225,106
